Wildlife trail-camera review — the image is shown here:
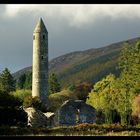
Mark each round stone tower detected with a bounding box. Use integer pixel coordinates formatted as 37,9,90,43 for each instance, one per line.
32,18,48,104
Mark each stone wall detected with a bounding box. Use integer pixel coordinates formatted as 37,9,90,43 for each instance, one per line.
24,107,54,128
24,100,96,127
53,100,96,126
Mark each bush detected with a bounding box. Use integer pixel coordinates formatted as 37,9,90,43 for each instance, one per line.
12,89,31,101
23,96,47,112
48,89,77,112
0,92,27,126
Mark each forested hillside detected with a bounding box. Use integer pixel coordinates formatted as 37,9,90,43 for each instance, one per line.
13,37,140,88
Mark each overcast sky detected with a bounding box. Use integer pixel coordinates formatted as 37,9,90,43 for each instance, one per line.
1,4,140,73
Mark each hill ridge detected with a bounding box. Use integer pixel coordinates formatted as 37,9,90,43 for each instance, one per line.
13,37,140,87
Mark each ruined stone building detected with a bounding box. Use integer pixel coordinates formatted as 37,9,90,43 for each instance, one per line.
25,100,96,127
53,100,96,126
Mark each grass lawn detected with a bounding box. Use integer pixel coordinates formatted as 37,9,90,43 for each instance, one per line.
1,123,140,136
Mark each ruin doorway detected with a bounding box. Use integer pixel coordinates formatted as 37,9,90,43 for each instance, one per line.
76,109,80,124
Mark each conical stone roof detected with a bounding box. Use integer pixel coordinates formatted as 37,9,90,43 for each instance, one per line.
33,18,48,33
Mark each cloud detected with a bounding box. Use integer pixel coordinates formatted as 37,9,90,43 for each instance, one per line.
0,5,6,18
1,4,140,73
5,4,140,28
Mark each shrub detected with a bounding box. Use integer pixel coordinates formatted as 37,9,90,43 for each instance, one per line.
23,96,47,112
48,89,77,112
12,89,31,101
0,92,27,126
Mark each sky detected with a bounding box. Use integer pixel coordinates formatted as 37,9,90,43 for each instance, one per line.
1,4,140,73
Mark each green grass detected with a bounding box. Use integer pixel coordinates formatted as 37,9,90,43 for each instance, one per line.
1,123,140,136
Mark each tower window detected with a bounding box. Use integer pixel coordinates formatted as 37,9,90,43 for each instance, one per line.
43,35,45,40
33,35,35,40
41,56,44,60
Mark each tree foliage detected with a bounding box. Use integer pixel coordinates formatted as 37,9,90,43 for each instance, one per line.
48,89,77,112
48,73,61,95
12,89,31,101
86,74,117,124
16,72,32,90
116,41,140,125
0,68,15,93
87,41,140,125
0,91,27,126
71,82,92,102
17,73,26,89
132,94,140,119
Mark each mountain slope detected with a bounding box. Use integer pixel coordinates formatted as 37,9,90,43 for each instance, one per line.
13,37,140,88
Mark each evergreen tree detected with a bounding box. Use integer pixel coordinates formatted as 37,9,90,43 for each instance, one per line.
115,41,140,125
16,72,32,90
0,68,15,93
16,73,26,89
48,73,61,95
24,72,32,89
118,41,140,92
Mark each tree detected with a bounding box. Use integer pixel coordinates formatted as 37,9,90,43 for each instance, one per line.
115,41,140,125
86,40,140,125
132,94,140,121
16,72,32,90
48,73,61,95
48,89,77,112
0,91,27,126
0,68,15,93
112,78,132,125
73,82,92,102
118,41,140,92
86,74,117,124
24,72,32,89
16,73,26,89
